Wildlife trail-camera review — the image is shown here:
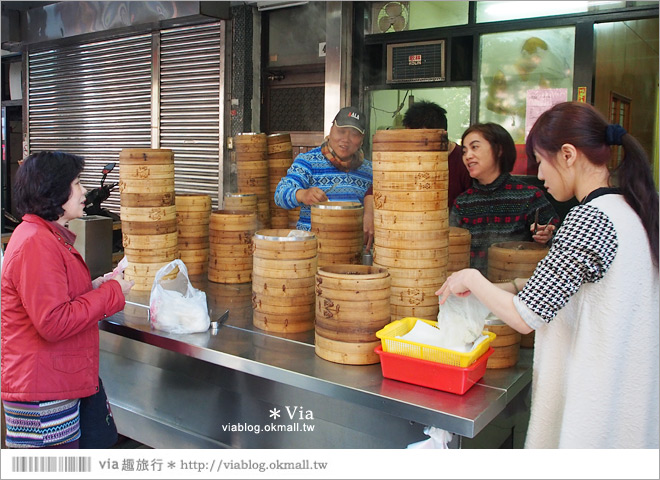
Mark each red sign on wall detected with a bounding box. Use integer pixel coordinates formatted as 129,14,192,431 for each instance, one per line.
577,87,587,103
408,54,422,66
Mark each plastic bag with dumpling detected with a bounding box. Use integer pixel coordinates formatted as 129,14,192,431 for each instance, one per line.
149,259,210,334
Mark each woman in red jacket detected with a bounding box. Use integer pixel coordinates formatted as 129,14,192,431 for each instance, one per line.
1,151,134,448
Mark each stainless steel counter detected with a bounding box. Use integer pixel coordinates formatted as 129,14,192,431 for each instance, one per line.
99,279,532,449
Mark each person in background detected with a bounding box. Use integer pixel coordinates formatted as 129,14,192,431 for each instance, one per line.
437,101,659,448
402,100,472,207
450,122,558,275
1,151,134,449
274,106,374,248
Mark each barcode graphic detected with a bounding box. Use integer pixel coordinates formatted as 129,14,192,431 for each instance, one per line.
12,456,92,473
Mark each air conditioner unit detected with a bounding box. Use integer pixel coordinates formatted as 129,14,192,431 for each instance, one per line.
386,39,446,84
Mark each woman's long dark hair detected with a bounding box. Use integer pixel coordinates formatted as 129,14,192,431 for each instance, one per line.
461,123,517,174
14,151,85,221
526,102,659,265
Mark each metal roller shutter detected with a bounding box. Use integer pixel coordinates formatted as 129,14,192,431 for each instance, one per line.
26,22,225,213
27,34,153,214
159,23,224,209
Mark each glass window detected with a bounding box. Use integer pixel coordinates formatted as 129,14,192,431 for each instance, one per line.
368,1,468,35
366,87,471,153
478,27,575,145
476,1,625,23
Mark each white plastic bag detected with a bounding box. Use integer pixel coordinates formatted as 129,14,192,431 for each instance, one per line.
406,426,453,449
435,295,490,351
149,259,210,334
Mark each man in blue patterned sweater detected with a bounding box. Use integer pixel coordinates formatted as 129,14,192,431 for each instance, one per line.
274,107,374,248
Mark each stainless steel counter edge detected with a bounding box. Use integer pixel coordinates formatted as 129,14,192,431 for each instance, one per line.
100,313,532,439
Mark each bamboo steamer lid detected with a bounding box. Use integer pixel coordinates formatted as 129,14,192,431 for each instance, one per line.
372,151,448,169
119,148,174,165
224,193,258,211
234,132,267,150
372,129,448,151
487,241,549,282
267,134,293,154
315,265,391,365
449,226,471,245
253,229,316,256
209,210,258,231
176,194,212,211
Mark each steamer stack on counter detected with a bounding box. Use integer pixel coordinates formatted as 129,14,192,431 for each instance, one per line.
176,194,212,276
315,265,391,365
234,133,271,229
208,210,257,284
487,241,549,349
447,227,471,275
119,148,178,291
266,133,295,228
311,202,364,268
223,192,258,213
371,129,450,321
252,229,317,334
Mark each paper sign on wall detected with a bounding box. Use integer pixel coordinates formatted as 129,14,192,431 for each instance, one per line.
525,88,567,140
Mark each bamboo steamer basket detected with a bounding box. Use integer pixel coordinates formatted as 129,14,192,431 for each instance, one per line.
311,202,363,268
267,133,292,153
176,194,211,275
208,210,257,284
119,148,177,290
267,133,293,228
487,241,549,282
224,193,258,212
119,164,175,179
483,314,520,369
447,227,471,275
120,191,175,208
234,132,267,152
372,129,449,152
288,207,301,228
252,229,317,333
235,133,271,229
315,265,391,365
371,129,449,321
487,241,548,349
119,148,174,164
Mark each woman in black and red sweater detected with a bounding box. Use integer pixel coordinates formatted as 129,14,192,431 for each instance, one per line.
450,123,558,275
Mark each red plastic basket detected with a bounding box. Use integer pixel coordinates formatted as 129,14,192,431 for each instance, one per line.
375,346,494,395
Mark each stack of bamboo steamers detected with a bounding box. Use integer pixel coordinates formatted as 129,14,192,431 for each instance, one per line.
119,148,178,291
371,129,450,321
